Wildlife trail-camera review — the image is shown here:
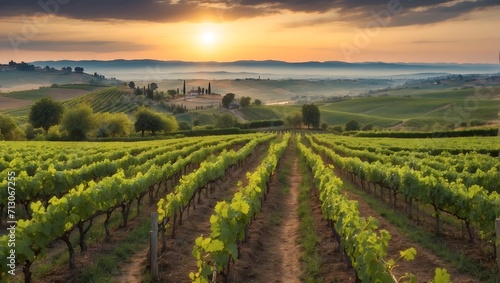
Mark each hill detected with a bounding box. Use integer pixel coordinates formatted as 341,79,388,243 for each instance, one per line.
0,69,121,92
30,59,500,81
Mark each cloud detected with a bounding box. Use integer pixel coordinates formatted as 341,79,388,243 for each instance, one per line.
0,39,153,53
0,0,497,26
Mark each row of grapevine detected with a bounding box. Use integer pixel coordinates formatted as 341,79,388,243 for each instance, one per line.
307,135,500,243
190,133,290,283
298,135,396,282
329,135,499,155
297,136,449,283
157,133,276,239
0,135,266,282
313,135,499,193
0,136,248,223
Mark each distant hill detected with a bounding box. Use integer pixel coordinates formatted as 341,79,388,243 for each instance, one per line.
30,59,500,81
0,68,122,92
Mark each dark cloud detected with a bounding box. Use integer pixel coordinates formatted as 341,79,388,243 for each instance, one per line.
0,0,497,26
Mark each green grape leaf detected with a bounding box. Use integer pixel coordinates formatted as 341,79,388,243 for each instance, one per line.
400,247,417,261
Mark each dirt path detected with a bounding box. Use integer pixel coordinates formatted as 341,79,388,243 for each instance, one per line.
339,177,479,283
232,145,302,283
139,143,270,283
277,158,301,283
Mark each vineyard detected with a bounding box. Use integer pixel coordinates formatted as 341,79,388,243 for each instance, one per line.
0,133,499,283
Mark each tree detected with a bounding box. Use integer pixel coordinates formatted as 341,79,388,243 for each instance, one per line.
29,97,64,133
284,112,303,128
361,124,373,131
302,104,320,129
167,89,177,98
151,83,158,91
332,125,343,133
208,82,211,95
321,122,328,131
239,96,251,108
0,114,24,140
60,104,97,140
134,106,178,137
222,93,235,108
95,112,133,137
254,99,262,106
128,81,135,89
345,120,360,131
74,67,84,73
62,66,72,74
160,114,179,133
215,114,237,128
183,80,186,95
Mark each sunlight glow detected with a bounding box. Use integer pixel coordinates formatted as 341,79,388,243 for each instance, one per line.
202,31,215,45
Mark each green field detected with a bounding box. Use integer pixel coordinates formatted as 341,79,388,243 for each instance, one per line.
1,78,499,131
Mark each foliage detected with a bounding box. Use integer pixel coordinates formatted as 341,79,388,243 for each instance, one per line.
284,112,303,128
239,96,251,108
128,81,135,88
345,119,360,131
222,93,235,108
331,125,343,133
0,113,24,140
46,125,63,141
362,123,374,131
24,124,45,140
302,104,320,129
215,114,238,128
178,121,192,131
253,99,262,106
60,104,98,140
321,122,328,130
134,106,178,137
95,112,133,137
29,97,64,133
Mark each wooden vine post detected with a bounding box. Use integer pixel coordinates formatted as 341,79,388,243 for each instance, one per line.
496,218,500,283
151,212,159,281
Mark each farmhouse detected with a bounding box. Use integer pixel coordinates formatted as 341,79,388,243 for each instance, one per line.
188,89,199,96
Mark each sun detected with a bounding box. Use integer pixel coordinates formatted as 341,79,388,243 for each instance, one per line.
202,31,215,45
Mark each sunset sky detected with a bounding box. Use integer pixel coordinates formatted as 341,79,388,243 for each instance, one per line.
0,0,499,63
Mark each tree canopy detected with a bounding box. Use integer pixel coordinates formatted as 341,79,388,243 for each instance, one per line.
0,114,24,140
222,93,235,108
239,96,251,108
95,112,133,137
284,112,303,128
134,106,178,137
345,120,361,131
215,113,238,128
60,104,97,140
29,97,64,133
302,104,320,129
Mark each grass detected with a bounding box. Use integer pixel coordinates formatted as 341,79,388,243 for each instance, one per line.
15,204,149,283
295,143,324,283
75,217,151,283
0,88,55,100
340,177,496,282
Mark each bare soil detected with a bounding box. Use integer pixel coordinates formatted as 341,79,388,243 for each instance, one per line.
0,96,32,110
231,145,302,283
151,143,269,283
339,175,482,283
